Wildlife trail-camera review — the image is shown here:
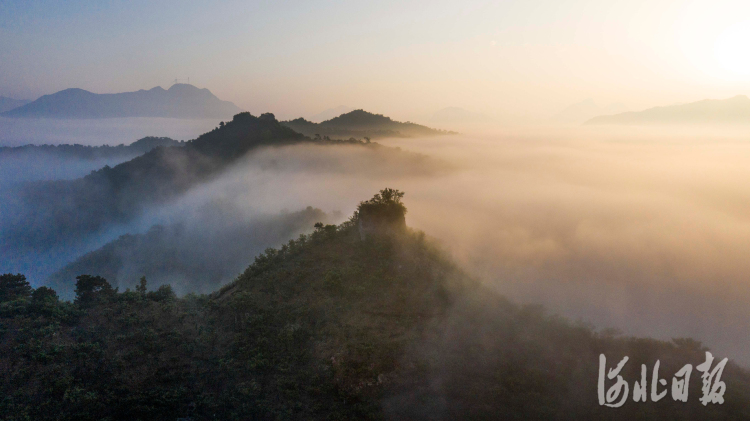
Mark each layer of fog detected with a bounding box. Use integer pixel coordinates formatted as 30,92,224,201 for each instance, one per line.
0,152,137,186
1,141,445,297
164,130,750,365
5,124,750,365
46,204,332,300
0,116,218,147
389,130,750,365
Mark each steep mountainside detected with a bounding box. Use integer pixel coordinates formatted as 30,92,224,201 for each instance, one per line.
283,110,454,138
585,95,750,125
1,190,748,420
1,84,241,119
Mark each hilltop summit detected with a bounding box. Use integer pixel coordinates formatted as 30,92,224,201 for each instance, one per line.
2,84,242,119
282,109,455,139
356,187,407,240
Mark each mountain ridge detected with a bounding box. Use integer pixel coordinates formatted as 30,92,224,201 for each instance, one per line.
2,84,242,119
282,109,455,138
585,95,750,125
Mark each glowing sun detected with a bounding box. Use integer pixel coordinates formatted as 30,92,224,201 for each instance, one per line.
714,21,750,76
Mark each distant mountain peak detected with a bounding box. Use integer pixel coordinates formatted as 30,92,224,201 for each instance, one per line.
321,109,394,127
167,83,207,93
554,99,628,124
585,95,750,126
2,84,241,119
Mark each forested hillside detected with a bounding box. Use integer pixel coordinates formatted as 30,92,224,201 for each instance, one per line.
2,190,748,420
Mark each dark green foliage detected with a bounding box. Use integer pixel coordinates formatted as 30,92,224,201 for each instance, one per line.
135,276,147,295
74,275,115,308
357,188,407,218
0,273,32,302
32,286,58,303
146,284,175,302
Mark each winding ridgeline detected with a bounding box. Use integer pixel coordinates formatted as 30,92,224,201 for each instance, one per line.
2,189,750,420
1,84,241,119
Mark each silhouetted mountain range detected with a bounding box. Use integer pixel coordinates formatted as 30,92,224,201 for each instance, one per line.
0,136,182,160
585,95,750,125
282,109,455,138
0,96,31,113
1,84,241,119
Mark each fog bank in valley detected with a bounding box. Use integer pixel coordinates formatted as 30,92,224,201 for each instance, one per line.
182,128,750,364
4,122,750,365
0,116,218,147
386,129,750,364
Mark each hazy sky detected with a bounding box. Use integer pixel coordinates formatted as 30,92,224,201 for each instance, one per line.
3,0,750,120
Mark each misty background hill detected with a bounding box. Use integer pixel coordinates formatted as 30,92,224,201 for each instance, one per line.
0,96,30,113
585,95,750,125
1,84,242,119
553,99,627,124
283,109,455,138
